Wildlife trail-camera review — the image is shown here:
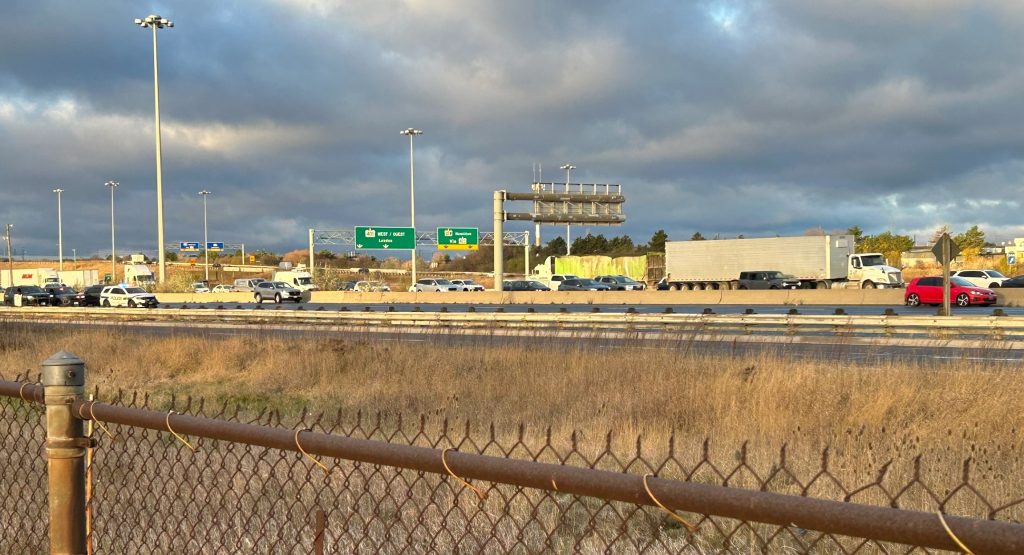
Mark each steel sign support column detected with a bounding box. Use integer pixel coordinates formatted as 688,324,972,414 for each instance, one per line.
42,351,87,555
524,230,530,277
308,229,315,279
494,190,505,291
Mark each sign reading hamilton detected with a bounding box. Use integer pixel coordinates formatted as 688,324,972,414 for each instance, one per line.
354,226,416,250
437,227,479,251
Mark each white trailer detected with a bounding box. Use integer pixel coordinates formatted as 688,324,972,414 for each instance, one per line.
663,235,904,290
57,269,100,288
0,268,60,288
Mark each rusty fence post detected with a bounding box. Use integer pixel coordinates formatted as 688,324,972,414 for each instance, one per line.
42,352,87,555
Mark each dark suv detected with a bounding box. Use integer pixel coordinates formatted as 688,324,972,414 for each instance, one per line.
43,284,79,306
3,285,51,306
74,284,107,307
737,271,800,290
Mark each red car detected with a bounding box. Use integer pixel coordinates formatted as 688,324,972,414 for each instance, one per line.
904,276,996,307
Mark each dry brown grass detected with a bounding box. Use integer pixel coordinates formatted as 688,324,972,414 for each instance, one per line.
3,324,1020,453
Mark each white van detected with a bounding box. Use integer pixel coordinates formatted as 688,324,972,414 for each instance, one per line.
232,278,266,292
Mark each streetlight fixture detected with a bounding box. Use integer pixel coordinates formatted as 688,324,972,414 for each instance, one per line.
105,181,119,282
198,190,211,281
52,188,64,270
134,14,173,284
560,163,576,255
400,128,423,285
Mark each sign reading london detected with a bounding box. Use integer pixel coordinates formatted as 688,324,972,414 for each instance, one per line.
437,227,479,251
354,226,416,250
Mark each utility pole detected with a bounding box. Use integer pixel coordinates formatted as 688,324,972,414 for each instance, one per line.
4,224,13,287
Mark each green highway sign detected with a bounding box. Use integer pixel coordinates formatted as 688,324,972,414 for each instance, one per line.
354,226,416,250
437,227,479,251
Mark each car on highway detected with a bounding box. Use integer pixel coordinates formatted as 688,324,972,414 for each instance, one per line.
232,278,267,292
211,284,233,293
594,275,646,290
1000,275,1024,288
410,278,459,292
450,278,485,291
951,269,1009,288
656,277,671,291
736,271,800,290
253,281,303,303
43,284,79,306
3,285,50,306
340,281,358,291
355,280,391,292
558,278,612,292
904,276,996,307
100,285,158,308
503,280,551,291
191,282,211,293
74,284,106,307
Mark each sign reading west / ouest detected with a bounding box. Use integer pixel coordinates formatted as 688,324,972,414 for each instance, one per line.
206,242,224,252
354,226,416,250
437,227,479,251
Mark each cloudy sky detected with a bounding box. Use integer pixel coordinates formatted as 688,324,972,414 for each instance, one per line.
1,0,1022,258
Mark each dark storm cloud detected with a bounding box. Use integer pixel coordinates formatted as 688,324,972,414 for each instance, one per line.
1,0,1023,259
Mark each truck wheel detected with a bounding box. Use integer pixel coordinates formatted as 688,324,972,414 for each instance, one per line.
816,281,831,289
274,293,282,303
862,281,876,289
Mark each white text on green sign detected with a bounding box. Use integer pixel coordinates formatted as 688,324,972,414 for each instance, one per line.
354,226,416,250
437,227,479,251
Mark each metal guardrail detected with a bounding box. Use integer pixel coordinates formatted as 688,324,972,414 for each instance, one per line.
2,306,1024,340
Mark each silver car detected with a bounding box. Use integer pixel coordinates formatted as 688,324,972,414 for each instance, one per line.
411,278,459,292
253,281,303,303
450,278,485,291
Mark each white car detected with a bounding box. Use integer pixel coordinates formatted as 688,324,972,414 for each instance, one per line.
410,278,459,292
211,284,233,293
355,280,391,292
100,285,158,308
450,279,485,291
951,269,1009,288
190,282,211,293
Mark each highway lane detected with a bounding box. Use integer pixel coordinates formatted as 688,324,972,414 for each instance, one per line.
156,301,1018,316
15,318,1024,364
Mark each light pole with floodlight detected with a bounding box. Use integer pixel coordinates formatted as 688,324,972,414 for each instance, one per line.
400,128,423,285
52,188,64,270
105,181,119,282
134,14,173,283
4,224,12,286
560,164,576,255
199,190,211,281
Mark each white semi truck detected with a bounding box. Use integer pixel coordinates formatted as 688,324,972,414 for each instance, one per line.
1,268,60,288
57,270,100,288
663,235,904,290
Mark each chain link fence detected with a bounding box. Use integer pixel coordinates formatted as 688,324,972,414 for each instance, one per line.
3,374,1024,553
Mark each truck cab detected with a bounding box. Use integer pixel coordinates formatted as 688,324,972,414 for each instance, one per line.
271,269,317,291
123,264,156,290
848,253,904,289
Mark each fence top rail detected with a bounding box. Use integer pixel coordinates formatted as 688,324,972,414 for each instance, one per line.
1,379,1022,553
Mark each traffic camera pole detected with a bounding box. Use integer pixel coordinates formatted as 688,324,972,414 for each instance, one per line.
42,352,88,554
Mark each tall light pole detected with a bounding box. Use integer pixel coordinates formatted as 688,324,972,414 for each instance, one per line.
72,248,77,263
560,164,576,255
400,128,423,285
4,224,12,287
198,190,211,281
105,181,119,282
52,188,64,271
135,14,173,283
